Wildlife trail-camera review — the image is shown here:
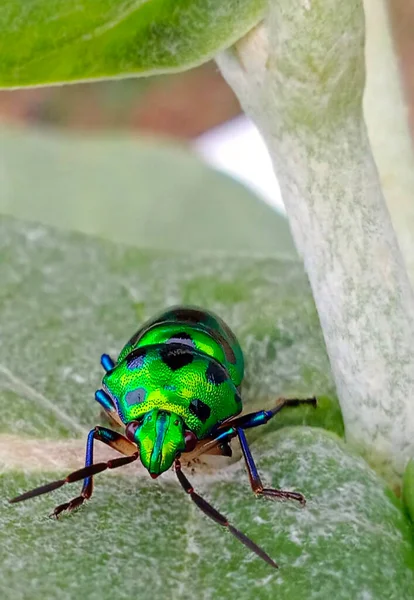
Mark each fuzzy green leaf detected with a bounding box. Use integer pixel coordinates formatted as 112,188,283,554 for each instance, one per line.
2,428,414,599
0,214,340,439
0,127,296,256
1,215,413,598
0,0,265,87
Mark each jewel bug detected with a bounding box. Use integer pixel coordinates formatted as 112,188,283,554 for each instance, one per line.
10,306,316,568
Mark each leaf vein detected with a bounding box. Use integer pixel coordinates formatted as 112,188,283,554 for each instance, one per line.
0,364,88,435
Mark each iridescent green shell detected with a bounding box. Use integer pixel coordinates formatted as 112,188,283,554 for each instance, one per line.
103,307,244,438
117,306,244,388
103,344,242,438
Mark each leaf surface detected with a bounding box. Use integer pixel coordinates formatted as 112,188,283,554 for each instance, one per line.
2,428,414,599
0,1,265,86
1,215,413,599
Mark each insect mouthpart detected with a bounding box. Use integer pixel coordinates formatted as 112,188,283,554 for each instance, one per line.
135,409,186,477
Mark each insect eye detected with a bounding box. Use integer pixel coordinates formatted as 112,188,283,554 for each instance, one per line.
125,420,140,441
174,419,179,426
184,430,197,452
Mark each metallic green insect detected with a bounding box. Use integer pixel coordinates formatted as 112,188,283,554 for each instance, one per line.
10,306,316,568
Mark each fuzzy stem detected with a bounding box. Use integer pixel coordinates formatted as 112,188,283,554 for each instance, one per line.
364,0,414,281
217,0,414,488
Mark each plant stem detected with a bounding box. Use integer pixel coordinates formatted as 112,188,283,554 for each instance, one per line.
217,0,414,489
364,0,414,281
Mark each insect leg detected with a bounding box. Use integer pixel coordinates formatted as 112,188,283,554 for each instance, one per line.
51,426,138,517
174,458,278,569
184,426,236,462
188,397,316,462
52,426,138,517
265,395,317,419
237,427,305,505
228,396,317,431
9,427,138,517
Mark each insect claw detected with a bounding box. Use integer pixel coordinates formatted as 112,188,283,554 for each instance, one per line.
50,495,86,519
49,503,69,519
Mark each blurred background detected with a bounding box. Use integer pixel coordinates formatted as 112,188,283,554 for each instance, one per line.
0,1,413,253
0,60,284,210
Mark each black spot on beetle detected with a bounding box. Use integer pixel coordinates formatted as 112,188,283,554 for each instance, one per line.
167,332,195,348
189,399,211,423
206,361,228,385
125,388,147,406
126,349,146,370
160,345,194,371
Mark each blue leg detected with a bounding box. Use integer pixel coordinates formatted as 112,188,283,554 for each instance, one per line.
202,397,316,505
230,396,317,431
193,397,316,460
205,396,316,444
51,426,136,518
79,427,96,500
237,428,305,505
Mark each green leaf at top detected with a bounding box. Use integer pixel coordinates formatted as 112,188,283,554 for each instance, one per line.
0,0,265,87
0,126,296,257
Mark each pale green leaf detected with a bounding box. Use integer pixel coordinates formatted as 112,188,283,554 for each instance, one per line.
0,126,296,256
0,214,339,439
